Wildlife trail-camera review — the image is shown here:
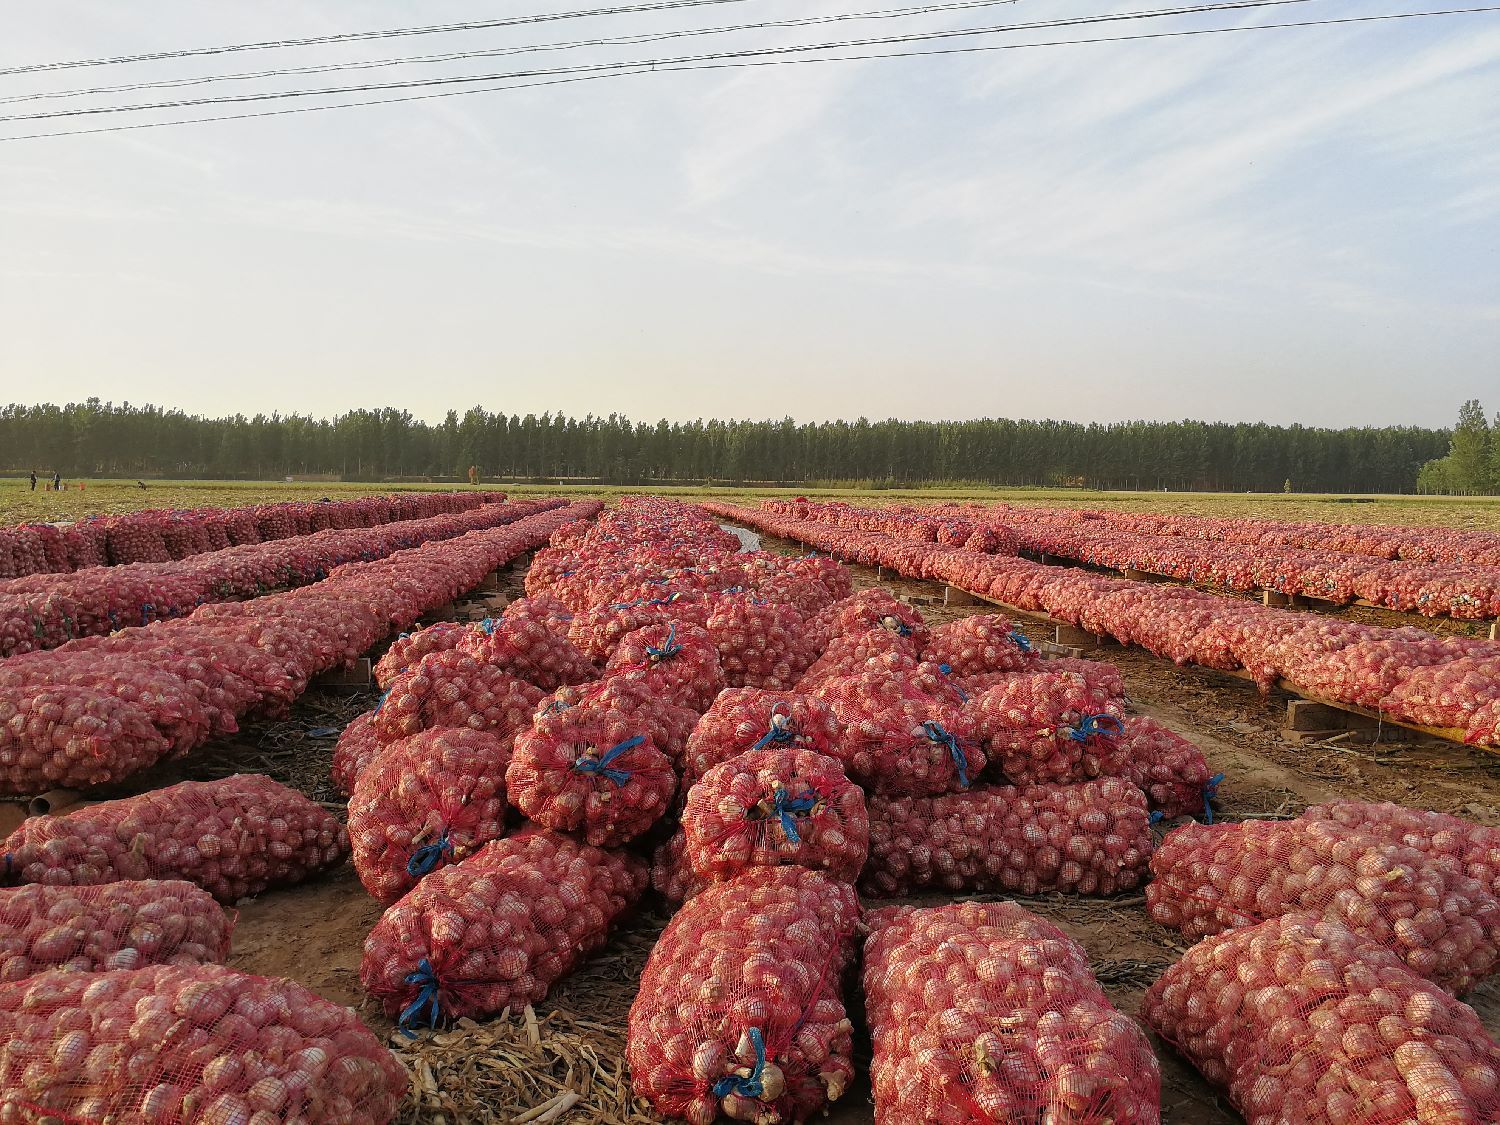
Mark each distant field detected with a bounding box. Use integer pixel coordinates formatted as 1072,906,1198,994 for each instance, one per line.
4,477,1499,532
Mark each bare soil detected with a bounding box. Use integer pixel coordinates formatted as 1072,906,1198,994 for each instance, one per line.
178,542,1500,1125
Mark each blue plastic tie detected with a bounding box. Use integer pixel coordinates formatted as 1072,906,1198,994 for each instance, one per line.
1203,772,1225,824
479,617,498,635
1011,630,1034,654
645,623,680,661
751,705,797,751
399,959,442,1034
770,789,818,844
141,602,155,624
1067,714,1124,743
937,664,969,703
922,721,970,788
306,726,340,738
575,735,645,787
712,1027,767,1100
1149,810,1165,825
374,688,391,714
407,831,454,877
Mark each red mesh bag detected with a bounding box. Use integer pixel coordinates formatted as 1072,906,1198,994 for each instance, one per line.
680,688,842,789
0,657,214,767
605,621,726,713
1145,817,1500,993
0,592,83,659
864,901,1161,1124
47,630,262,739
961,659,1126,706
62,520,109,569
105,521,171,564
682,749,868,884
1304,799,1500,896
652,828,708,906
502,593,576,636
1043,656,1126,700
2,774,349,904
507,711,675,847
1118,716,1217,820
922,613,1039,676
705,593,819,691
627,867,860,1125
0,684,171,794
862,779,1153,898
742,566,837,617
348,728,513,905
1143,913,1500,1124
329,711,385,796
371,649,544,743
566,595,704,663
157,618,311,716
458,614,599,692
781,553,852,602
0,879,231,980
374,620,470,690
818,587,929,649
796,630,917,692
0,962,406,1122
361,831,646,1029
812,672,982,796
968,671,1128,785
541,676,699,764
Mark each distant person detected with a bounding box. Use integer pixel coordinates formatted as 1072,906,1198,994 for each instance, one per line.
28,470,36,491
136,480,147,490
52,472,60,491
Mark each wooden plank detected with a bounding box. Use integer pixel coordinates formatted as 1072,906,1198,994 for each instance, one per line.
476,570,503,593
1039,640,1086,659
1492,621,1498,643
944,585,985,607
1220,667,1469,746
314,657,373,689
1056,624,1114,648
1285,699,1377,734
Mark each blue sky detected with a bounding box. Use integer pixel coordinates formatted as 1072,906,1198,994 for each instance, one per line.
0,0,1496,429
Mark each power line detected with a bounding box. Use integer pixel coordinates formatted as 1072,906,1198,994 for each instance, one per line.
0,0,762,77
2,6,1493,142
0,1,1326,124
0,0,1035,107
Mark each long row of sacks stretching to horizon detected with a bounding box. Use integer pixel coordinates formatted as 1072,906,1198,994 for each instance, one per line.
725,499,1500,746
0,489,506,578
0,499,558,660
765,499,1500,619
0,501,588,794
991,501,1500,618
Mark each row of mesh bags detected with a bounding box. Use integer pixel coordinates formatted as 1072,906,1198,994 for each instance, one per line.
0,497,567,659
0,488,506,577
701,501,1500,747
0,503,590,793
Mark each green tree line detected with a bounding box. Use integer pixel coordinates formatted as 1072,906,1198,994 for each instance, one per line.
1417,400,1500,495
1,398,1450,492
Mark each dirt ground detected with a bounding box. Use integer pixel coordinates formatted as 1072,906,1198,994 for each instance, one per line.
183,538,1500,1125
